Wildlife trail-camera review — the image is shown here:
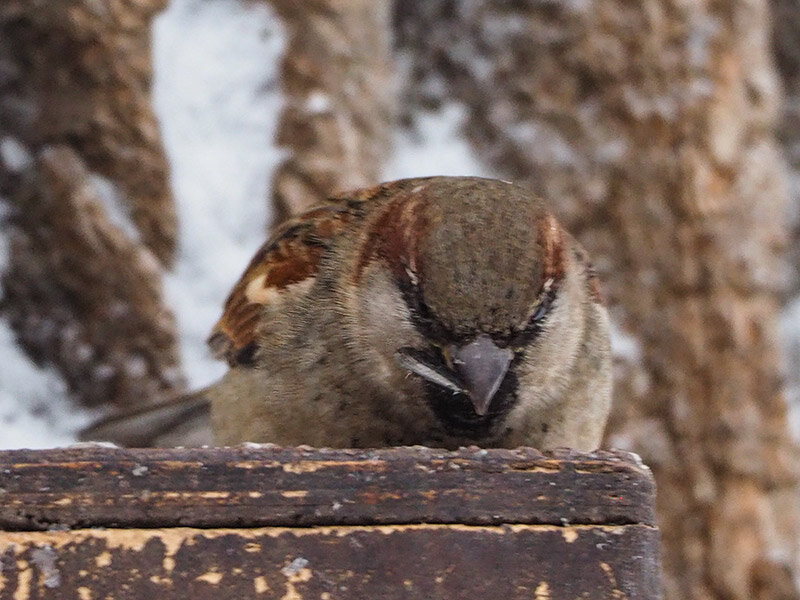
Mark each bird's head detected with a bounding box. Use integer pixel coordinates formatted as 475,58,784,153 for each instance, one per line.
345,176,584,439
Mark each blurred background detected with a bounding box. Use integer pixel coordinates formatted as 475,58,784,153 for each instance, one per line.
2,0,800,598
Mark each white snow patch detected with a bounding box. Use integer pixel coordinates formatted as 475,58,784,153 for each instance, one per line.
67,441,120,449
610,320,642,363
89,173,141,243
0,137,32,173
506,121,579,167
153,0,286,388
385,102,493,180
305,91,332,115
0,194,97,448
0,319,98,449
125,354,149,379
481,13,533,43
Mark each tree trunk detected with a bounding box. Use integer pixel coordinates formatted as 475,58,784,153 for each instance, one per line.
2,147,184,408
771,0,800,445
268,0,396,223
772,0,800,287
396,2,800,599
0,0,184,408
0,0,177,265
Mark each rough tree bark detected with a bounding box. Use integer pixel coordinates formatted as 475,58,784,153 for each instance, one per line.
772,0,800,282
0,0,184,408
268,0,396,223
772,0,800,434
2,147,184,408
397,2,800,600
0,0,177,265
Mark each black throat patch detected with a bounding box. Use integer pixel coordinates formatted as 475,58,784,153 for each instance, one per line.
423,363,520,440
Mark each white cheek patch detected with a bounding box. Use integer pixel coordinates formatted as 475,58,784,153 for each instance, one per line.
343,265,425,391
356,267,416,333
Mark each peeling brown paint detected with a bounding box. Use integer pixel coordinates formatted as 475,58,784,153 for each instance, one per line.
280,560,312,600
0,447,660,599
534,581,551,600
13,560,31,600
600,562,630,600
0,524,659,599
254,576,270,593
280,491,309,499
95,552,112,568
281,459,387,474
0,447,655,531
197,492,230,500
195,571,223,584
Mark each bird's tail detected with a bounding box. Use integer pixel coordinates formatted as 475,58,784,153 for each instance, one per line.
79,386,214,448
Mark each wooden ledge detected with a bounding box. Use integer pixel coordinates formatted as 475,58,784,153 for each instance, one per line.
0,447,661,599
0,446,654,530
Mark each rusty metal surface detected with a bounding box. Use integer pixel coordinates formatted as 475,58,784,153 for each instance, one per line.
0,447,654,530
0,523,660,600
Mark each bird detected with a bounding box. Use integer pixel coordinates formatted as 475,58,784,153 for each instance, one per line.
82,176,612,450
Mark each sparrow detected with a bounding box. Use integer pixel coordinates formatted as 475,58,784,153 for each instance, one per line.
82,176,612,450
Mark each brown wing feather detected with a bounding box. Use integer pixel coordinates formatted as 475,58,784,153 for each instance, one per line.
205,179,427,367
208,179,438,366
207,205,350,366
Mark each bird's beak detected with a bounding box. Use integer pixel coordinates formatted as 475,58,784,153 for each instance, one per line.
395,335,513,417
450,335,513,416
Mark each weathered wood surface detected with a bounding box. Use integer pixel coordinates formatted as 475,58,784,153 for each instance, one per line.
0,524,658,600
0,447,661,599
0,447,654,530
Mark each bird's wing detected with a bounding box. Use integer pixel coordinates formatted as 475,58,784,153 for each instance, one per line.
207,178,428,366
79,387,213,447
207,204,354,366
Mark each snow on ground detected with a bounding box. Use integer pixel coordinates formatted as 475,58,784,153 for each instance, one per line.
0,207,99,448
153,0,285,388
385,102,492,180
0,319,97,449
